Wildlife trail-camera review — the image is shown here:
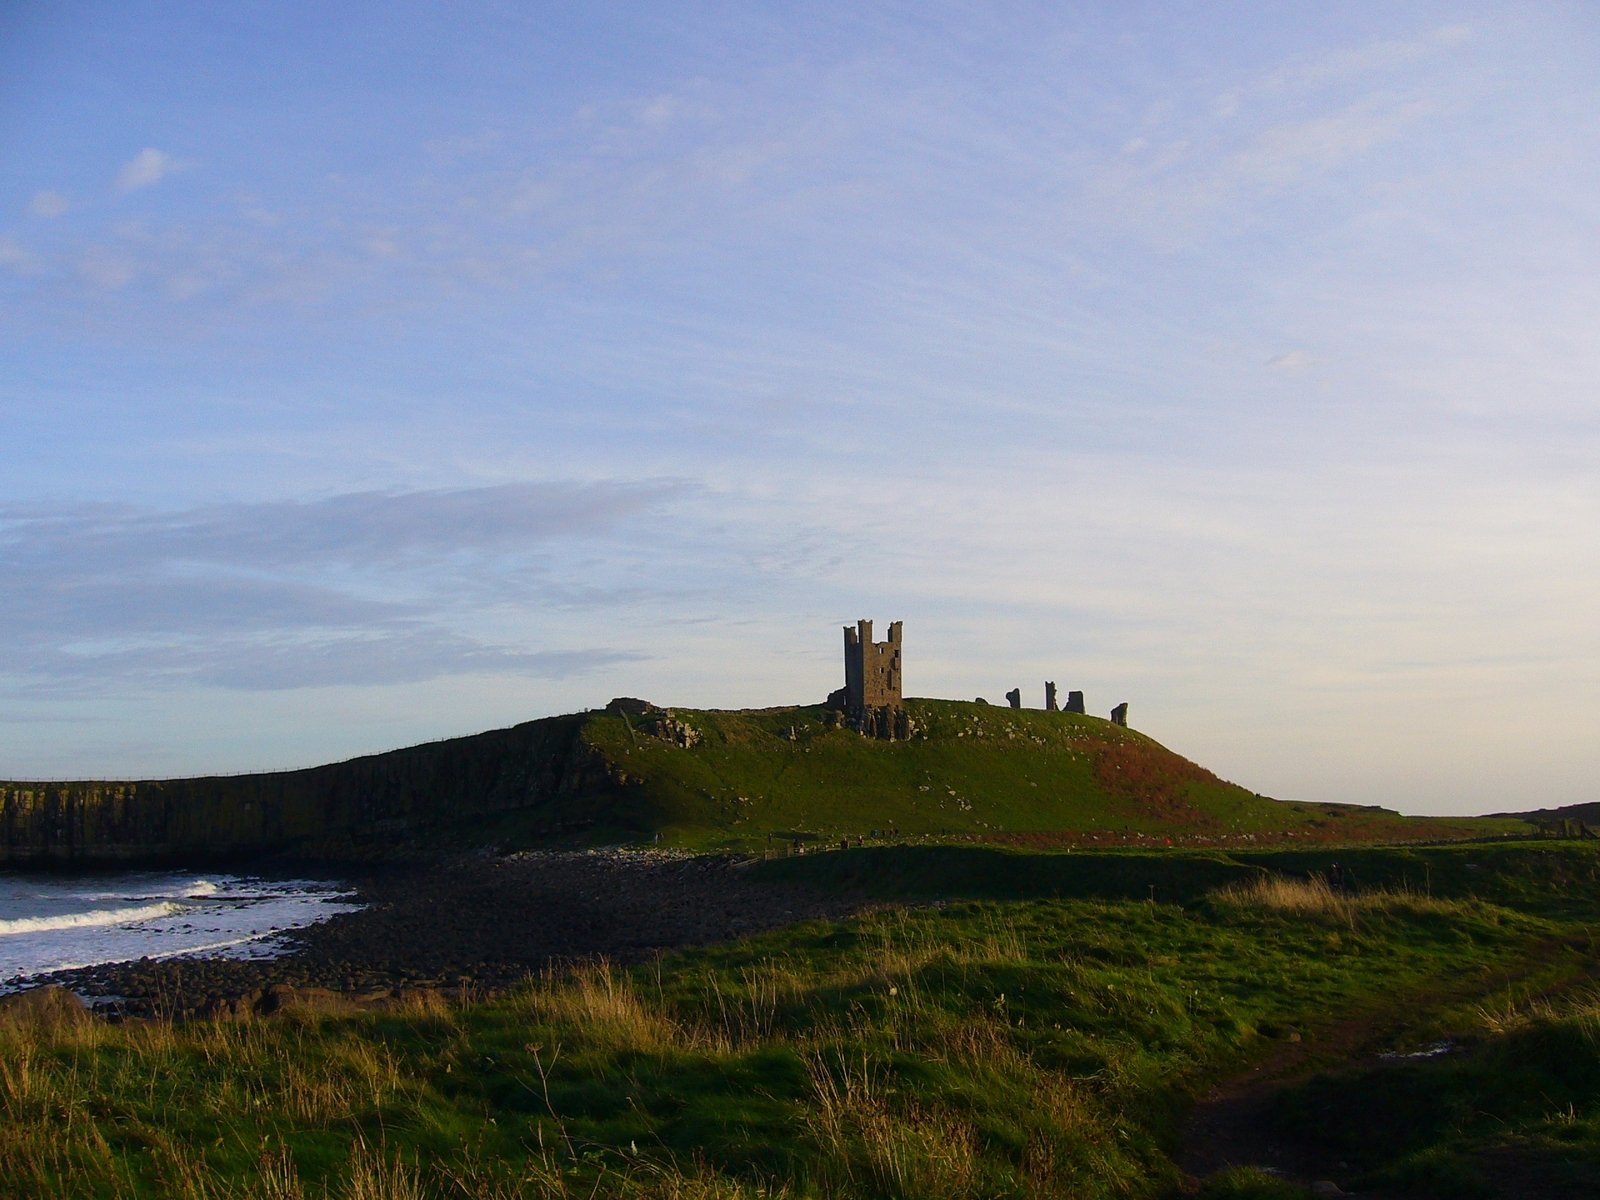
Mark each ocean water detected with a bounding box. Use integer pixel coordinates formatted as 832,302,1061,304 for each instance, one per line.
0,871,362,993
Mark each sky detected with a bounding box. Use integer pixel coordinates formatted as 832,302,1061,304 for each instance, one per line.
1,2,1597,815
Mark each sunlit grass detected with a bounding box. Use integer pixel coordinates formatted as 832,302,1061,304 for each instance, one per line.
1211,872,1470,928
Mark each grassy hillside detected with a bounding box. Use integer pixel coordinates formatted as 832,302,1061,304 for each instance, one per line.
0,698,1522,864
580,700,1517,849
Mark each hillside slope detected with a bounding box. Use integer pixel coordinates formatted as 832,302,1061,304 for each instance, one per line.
585,699,1493,847
0,698,1507,865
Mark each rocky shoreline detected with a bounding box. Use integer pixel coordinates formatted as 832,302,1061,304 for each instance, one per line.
33,849,869,1019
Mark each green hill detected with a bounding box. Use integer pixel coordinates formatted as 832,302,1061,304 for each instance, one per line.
583,699,1511,848
0,699,1517,866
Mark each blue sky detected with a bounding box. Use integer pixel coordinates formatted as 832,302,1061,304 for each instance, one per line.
2,2,1597,814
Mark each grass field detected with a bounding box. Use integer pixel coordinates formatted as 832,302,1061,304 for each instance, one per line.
5,839,1599,1198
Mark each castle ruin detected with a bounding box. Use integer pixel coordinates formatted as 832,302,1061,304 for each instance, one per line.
830,619,909,739
998,682,1120,723
826,620,1127,736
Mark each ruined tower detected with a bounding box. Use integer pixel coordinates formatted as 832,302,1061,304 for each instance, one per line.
843,619,902,711
837,619,907,738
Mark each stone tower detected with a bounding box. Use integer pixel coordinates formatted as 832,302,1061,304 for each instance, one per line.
836,619,908,739
843,619,902,711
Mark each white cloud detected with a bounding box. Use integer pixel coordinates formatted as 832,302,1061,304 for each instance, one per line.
1227,96,1437,191
0,481,695,696
116,147,187,192
29,190,70,218
1267,350,1314,371
238,202,281,226
0,236,34,273
1250,26,1471,102
78,247,138,289
424,129,503,163
640,94,682,126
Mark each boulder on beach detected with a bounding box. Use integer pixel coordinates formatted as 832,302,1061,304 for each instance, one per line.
0,984,90,1031
252,983,352,1016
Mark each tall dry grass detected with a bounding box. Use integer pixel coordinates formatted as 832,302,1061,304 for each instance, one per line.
1212,873,1466,928
0,908,1104,1199
804,1048,981,1198
515,961,688,1052
1477,984,1600,1038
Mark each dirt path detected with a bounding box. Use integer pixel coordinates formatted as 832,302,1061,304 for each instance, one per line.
1177,1012,1419,1197
1176,939,1595,1198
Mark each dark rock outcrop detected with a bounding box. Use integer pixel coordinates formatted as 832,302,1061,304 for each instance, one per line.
605,697,661,717
0,713,609,866
1005,688,1021,709
640,711,701,749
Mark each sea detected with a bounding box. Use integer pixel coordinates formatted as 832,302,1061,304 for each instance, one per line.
0,870,362,994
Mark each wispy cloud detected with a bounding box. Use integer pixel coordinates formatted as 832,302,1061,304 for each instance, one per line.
28,190,70,218
1267,350,1315,371
0,236,35,272
77,246,139,289
12,630,645,694
1228,95,1436,191
1215,24,1473,117
0,481,689,693
116,147,188,192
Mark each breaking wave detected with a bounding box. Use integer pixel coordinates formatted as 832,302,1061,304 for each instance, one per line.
0,901,186,938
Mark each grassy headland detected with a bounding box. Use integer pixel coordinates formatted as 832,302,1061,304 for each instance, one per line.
0,700,1523,865
581,700,1520,849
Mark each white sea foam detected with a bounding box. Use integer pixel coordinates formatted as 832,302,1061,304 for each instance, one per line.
0,901,185,937
0,872,361,992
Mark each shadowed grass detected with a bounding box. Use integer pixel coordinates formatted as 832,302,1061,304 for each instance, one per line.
1271,981,1600,1197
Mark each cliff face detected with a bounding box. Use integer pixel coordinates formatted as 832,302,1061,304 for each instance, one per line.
0,713,621,866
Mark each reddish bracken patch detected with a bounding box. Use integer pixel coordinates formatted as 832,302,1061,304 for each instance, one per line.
1088,741,1218,827
975,813,1493,851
